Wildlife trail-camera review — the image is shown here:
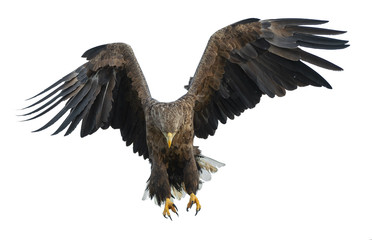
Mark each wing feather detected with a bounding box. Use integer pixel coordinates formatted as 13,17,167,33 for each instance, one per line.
186,18,348,139
34,78,94,133
22,43,151,159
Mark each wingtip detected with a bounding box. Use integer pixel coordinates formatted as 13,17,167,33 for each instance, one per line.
338,30,347,35
268,18,329,26
31,128,41,133
31,123,50,134
20,104,34,111
18,118,29,123
52,127,64,136
336,65,344,71
25,96,35,101
18,113,40,122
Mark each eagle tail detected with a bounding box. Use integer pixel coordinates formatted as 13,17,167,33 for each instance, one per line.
170,155,225,200
196,154,225,182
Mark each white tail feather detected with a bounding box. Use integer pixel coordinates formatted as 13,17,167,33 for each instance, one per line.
196,154,225,175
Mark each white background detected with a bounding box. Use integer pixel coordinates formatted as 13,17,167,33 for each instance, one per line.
1,0,371,239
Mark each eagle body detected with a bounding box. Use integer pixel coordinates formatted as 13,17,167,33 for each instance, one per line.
22,18,348,219
145,97,200,204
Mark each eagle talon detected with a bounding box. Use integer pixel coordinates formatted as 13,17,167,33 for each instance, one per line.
163,198,178,220
195,207,201,216
187,193,201,215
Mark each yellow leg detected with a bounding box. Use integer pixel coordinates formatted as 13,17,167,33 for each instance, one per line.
163,198,178,220
186,193,201,215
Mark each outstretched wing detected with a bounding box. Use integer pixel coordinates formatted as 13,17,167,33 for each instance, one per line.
22,43,151,159
186,18,348,138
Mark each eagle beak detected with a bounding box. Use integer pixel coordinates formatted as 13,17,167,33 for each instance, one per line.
166,132,174,148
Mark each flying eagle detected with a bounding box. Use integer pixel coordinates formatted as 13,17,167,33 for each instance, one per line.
22,18,348,219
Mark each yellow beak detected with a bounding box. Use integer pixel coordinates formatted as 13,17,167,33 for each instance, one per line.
166,132,174,148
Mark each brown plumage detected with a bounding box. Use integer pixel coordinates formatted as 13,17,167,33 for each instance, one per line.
21,18,348,219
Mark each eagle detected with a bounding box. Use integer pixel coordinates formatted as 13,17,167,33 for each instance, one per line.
22,18,348,220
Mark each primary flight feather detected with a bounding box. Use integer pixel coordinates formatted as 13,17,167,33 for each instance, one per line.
22,18,348,219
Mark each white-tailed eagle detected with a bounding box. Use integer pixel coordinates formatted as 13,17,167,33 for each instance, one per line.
22,18,348,219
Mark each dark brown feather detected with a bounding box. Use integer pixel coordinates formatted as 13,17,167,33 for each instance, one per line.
186,18,348,139
23,43,151,158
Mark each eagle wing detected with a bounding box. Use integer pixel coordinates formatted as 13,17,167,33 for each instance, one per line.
22,43,151,158
186,18,349,138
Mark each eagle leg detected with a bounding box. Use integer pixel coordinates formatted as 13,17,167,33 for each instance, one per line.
186,193,201,215
163,198,178,220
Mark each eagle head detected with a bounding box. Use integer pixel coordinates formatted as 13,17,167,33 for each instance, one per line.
151,102,185,148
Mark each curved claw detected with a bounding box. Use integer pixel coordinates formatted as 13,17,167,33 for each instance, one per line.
163,198,178,220
186,193,201,215
195,207,201,216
